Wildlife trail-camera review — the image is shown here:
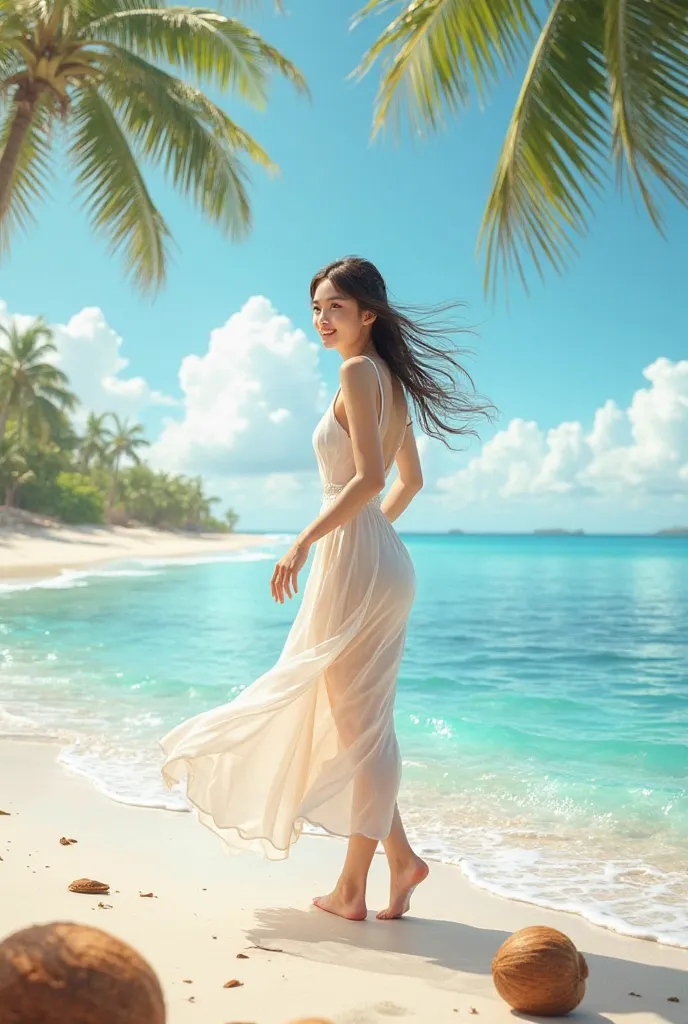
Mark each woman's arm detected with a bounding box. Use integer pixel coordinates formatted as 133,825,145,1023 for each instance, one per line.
271,356,385,603
381,422,423,524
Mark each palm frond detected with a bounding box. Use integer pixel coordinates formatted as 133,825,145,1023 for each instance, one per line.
69,86,171,292
0,317,54,354
88,6,307,106
100,47,275,238
0,0,34,46
478,0,610,296
73,0,153,29
28,393,72,434
0,99,54,256
604,0,688,228
0,38,21,84
353,0,538,136
33,379,78,410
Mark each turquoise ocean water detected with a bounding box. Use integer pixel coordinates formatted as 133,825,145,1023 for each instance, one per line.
1,533,687,945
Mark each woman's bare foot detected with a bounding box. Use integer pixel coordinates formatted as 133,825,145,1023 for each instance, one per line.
313,888,367,921
377,856,429,920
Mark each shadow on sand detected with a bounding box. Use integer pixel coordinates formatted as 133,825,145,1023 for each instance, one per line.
247,907,687,1023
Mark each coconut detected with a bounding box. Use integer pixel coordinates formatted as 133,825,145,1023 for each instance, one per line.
492,925,588,1016
0,921,165,1024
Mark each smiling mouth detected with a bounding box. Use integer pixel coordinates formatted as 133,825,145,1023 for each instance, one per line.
320,329,336,338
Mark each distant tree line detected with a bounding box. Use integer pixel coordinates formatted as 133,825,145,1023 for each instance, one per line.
0,319,238,532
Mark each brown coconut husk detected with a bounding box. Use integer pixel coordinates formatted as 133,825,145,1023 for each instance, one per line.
68,878,109,895
492,925,588,1017
0,921,165,1024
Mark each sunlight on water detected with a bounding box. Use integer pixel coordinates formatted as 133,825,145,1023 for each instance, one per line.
1,534,687,945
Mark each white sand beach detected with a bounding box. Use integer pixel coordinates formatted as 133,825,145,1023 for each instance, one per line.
1,740,686,1024
0,514,267,581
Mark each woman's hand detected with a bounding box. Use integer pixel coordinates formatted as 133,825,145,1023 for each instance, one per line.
271,539,310,604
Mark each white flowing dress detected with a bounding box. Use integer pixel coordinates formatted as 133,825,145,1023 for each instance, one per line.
160,356,415,859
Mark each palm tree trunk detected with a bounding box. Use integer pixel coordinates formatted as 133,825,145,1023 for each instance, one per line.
16,403,25,450
5,481,17,507
107,458,120,519
0,88,39,223
0,405,9,448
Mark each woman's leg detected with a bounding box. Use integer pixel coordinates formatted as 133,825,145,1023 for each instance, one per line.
313,833,377,920
314,640,383,921
377,803,429,920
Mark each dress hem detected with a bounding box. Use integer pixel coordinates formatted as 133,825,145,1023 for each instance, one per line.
162,753,393,861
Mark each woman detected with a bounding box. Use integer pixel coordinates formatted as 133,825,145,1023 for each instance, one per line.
161,256,491,921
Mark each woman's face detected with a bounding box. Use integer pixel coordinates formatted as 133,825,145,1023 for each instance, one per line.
312,277,373,352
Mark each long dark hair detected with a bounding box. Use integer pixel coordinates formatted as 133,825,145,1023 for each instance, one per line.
310,256,495,446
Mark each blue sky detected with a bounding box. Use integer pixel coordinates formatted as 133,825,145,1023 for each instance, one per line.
1,1,687,533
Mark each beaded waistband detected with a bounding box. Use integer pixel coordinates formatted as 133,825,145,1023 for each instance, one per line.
322,482,382,509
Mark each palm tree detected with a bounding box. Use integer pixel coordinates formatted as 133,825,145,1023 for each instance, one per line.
0,0,306,292
117,464,226,528
79,411,110,471
0,318,78,446
225,508,239,532
102,413,149,514
354,1,688,294
0,433,34,506
182,474,217,529
127,465,173,525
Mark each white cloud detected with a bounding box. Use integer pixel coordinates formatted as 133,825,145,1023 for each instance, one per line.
0,300,176,421
438,358,688,506
5,291,684,531
149,296,328,476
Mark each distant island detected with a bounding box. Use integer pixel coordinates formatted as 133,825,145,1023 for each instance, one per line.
533,529,585,536
448,529,465,534
656,526,688,536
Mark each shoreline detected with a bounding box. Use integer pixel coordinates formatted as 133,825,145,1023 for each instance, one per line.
1,740,687,1024
0,522,272,582
2,736,686,951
